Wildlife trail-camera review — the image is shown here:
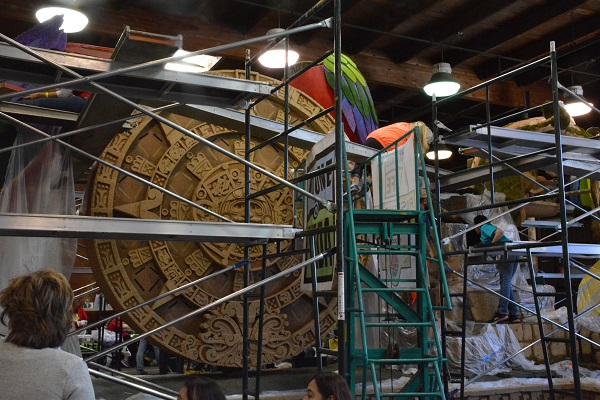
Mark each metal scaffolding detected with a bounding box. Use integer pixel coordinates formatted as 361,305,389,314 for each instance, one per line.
433,42,600,400
0,3,341,398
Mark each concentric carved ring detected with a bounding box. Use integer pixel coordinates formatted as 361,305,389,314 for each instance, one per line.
84,71,337,367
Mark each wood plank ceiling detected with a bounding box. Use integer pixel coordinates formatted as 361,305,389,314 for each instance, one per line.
2,0,600,136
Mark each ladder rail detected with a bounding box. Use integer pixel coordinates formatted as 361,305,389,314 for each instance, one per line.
343,214,371,400
310,235,326,372
526,248,555,398
344,126,449,399
415,128,452,312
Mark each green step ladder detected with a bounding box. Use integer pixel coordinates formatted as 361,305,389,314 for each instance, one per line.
342,127,451,400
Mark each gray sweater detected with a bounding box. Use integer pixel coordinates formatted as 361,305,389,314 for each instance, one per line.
0,339,95,399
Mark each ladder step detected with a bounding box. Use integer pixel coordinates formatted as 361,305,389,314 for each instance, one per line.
352,226,422,233
372,276,419,281
352,221,422,228
536,292,565,297
351,209,424,221
315,348,338,356
352,217,423,224
346,308,364,313
464,260,501,266
356,250,421,256
363,312,407,318
361,287,426,293
374,279,419,284
378,391,445,398
369,356,441,364
552,389,578,397
364,313,411,318
314,290,337,298
542,337,572,344
379,391,446,399
365,321,434,328
445,331,463,337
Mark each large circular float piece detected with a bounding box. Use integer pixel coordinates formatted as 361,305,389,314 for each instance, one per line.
85,71,337,367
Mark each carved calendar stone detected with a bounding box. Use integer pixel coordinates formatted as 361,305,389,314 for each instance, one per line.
84,71,337,367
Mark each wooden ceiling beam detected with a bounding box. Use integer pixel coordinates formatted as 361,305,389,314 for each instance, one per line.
339,0,437,55
349,53,552,109
293,0,363,46
515,34,600,87
0,0,554,113
444,0,586,67
474,13,600,79
384,0,518,64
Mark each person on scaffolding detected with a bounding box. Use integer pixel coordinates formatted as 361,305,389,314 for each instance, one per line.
473,215,521,324
349,121,432,197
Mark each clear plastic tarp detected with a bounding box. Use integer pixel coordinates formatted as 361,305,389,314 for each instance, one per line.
0,129,77,334
445,322,535,375
0,18,78,336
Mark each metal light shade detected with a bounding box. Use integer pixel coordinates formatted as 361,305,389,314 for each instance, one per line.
36,7,88,33
423,62,460,97
564,85,592,117
258,28,299,68
426,142,452,160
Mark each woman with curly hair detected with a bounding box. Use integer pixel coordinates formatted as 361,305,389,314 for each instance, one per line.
304,372,352,400
0,268,95,399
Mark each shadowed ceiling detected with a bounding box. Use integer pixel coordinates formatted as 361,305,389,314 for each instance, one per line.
2,0,600,144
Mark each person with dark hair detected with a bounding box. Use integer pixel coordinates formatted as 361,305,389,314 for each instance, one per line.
0,268,95,399
304,372,352,400
178,376,226,400
473,215,521,324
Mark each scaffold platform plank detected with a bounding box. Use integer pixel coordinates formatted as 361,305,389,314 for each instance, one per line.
0,42,271,108
0,213,299,243
445,126,600,161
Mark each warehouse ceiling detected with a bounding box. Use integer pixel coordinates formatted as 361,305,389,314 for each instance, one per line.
2,0,600,140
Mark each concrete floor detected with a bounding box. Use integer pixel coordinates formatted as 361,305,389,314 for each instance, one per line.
87,362,600,400
92,364,333,400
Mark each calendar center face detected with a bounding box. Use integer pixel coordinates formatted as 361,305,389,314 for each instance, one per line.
84,71,337,367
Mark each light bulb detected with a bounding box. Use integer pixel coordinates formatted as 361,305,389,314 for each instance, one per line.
36,7,88,33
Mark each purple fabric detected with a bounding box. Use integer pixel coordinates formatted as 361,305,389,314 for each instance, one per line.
13,14,67,50
8,15,68,97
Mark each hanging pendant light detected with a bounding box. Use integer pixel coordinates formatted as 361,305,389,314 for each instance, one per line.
564,85,592,117
258,28,299,69
426,142,452,160
36,6,88,33
423,62,460,97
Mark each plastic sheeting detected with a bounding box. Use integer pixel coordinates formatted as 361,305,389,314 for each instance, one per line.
442,190,557,319
0,19,78,337
462,251,556,322
0,129,77,333
445,322,536,375
578,309,600,333
577,259,600,319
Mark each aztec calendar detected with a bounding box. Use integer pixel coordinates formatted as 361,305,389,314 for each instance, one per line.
84,71,338,367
